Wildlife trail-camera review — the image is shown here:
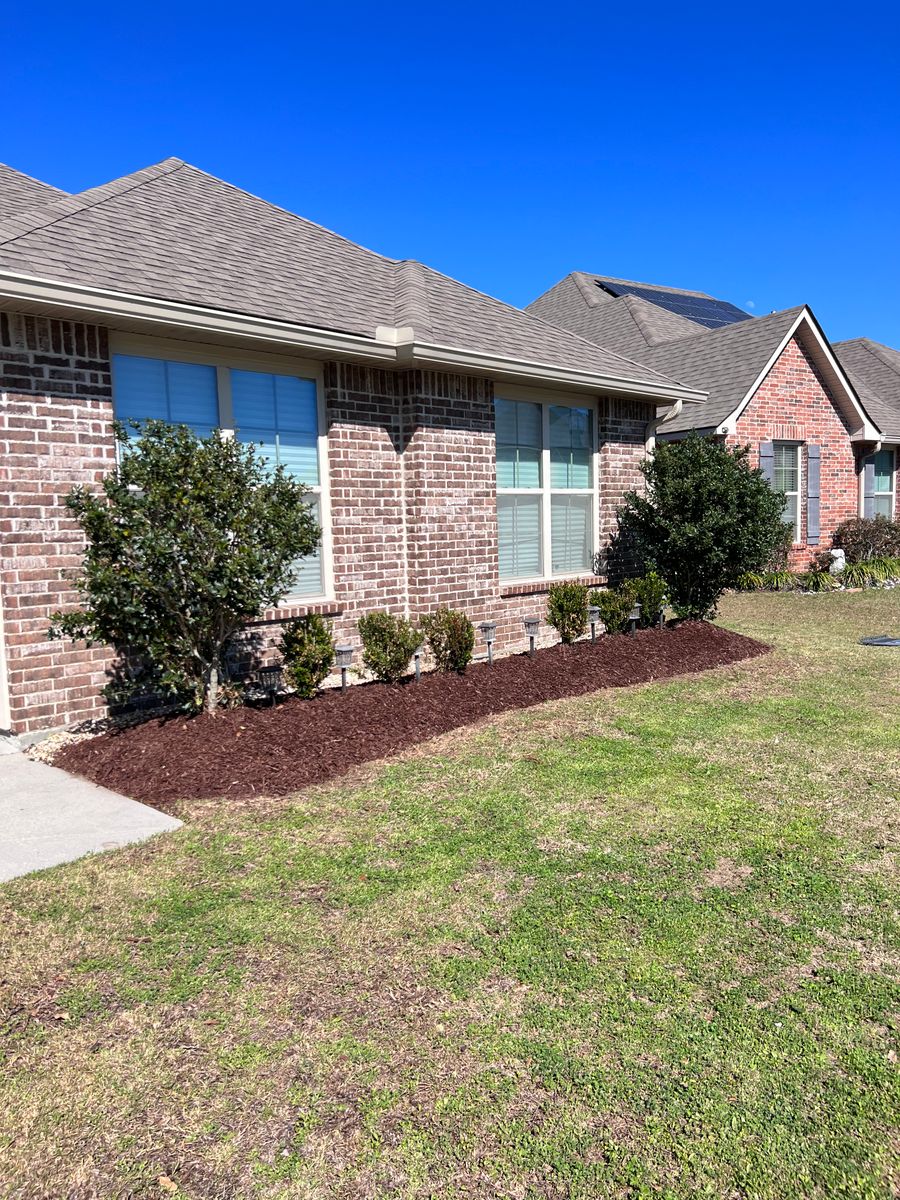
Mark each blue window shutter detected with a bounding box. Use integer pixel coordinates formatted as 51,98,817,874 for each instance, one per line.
863,455,876,518
806,444,820,545
759,441,774,484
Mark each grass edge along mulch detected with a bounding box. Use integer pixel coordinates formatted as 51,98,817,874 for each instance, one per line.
57,621,769,807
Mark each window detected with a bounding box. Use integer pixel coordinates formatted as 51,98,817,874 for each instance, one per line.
872,448,896,518
112,350,328,599
774,442,801,540
495,396,595,580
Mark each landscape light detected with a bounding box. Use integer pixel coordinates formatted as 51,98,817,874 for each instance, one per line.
588,604,600,642
479,621,497,666
414,644,424,682
628,602,642,637
335,644,353,692
523,616,540,658
257,664,283,707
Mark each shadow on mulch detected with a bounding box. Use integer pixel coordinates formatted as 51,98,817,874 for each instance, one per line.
56,622,769,809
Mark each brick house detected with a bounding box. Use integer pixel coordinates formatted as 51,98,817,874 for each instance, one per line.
0,161,701,737
528,275,893,564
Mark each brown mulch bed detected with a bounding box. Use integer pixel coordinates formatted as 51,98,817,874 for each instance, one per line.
56,622,769,808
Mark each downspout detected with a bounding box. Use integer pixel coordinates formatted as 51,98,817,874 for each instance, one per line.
644,398,684,453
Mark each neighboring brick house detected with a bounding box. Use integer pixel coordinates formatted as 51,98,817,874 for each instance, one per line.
0,161,701,736
528,275,888,564
832,338,900,521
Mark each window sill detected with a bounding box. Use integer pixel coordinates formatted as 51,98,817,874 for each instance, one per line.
250,601,343,625
500,575,606,598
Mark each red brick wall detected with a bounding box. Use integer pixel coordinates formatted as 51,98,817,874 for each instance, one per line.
728,334,860,566
1,317,653,733
0,314,115,734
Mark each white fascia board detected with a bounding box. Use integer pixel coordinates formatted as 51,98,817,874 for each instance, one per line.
0,270,399,364
714,308,881,442
399,339,706,404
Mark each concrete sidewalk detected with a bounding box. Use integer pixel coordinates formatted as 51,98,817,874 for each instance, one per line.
0,743,181,882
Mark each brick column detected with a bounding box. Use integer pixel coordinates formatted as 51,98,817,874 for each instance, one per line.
0,313,115,734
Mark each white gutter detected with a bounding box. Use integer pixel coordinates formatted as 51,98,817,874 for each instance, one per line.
393,338,705,404
0,270,399,364
644,398,684,452
0,269,704,405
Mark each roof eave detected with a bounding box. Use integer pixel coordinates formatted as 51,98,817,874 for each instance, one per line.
0,269,706,404
390,338,703,403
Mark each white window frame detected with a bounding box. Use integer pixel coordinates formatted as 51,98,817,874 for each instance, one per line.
109,332,333,604
774,441,802,543
495,385,600,584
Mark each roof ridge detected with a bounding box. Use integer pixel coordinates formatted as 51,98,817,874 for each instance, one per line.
393,260,433,339
160,159,401,269
0,157,185,250
579,272,716,300
647,304,806,351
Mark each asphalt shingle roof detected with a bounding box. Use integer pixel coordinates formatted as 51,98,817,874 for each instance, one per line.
834,339,900,440
0,158,683,393
0,163,67,223
635,308,806,432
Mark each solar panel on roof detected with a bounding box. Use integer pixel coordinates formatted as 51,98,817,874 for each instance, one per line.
596,280,750,330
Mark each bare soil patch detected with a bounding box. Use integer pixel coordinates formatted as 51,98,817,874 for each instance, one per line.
57,622,768,808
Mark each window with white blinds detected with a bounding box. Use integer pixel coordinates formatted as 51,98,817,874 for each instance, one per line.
872,448,896,518
495,397,596,581
774,442,801,540
112,352,328,599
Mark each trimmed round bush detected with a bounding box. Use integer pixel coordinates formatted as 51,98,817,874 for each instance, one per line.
420,607,475,673
547,582,589,643
357,611,421,683
589,587,633,634
628,571,668,627
279,614,335,699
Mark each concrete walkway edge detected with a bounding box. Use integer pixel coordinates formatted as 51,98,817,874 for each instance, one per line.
0,750,181,883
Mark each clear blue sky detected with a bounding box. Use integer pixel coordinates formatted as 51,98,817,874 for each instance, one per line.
5,1,899,345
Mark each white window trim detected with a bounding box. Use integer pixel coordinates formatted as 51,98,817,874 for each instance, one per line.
774,441,802,543
495,385,600,585
109,332,334,605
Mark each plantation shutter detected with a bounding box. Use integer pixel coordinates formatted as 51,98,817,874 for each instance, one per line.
759,441,775,483
806,444,821,545
863,455,876,518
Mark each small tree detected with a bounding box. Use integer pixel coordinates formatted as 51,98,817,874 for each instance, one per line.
617,435,787,619
50,421,320,714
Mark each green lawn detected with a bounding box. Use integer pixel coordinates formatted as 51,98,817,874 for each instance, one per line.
2,592,898,1199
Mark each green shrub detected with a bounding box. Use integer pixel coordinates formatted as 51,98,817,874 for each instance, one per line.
357,611,421,683
628,571,668,627
279,615,335,699
589,587,634,635
617,434,788,619
547,582,589,643
736,570,766,592
420,607,475,673
798,568,839,593
831,515,900,562
841,560,880,588
763,570,797,592
875,555,900,580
